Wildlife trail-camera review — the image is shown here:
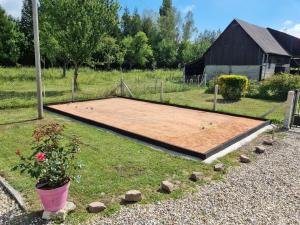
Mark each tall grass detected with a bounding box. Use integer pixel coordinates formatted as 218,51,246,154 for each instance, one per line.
0,67,192,109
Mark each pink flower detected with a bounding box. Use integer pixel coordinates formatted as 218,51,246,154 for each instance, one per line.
36,153,46,162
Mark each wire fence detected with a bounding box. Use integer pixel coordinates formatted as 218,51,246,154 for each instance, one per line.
0,68,290,123
121,75,288,123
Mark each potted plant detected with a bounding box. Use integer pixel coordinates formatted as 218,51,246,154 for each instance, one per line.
13,123,82,212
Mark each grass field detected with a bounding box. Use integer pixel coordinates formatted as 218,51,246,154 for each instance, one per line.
0,67,285,223
0,67,285,122
0,107,243,224
0,67,185,109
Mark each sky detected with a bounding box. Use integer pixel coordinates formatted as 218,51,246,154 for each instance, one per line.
1,0,300,37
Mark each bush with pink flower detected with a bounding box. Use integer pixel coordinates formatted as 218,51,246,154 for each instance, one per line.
13,123,82,189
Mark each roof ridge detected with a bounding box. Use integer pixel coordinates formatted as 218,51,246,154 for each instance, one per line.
234,19,290,56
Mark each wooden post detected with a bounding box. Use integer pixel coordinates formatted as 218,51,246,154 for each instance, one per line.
204,74,207,87
284,90,295,129
72,76,75,102
213,84,219,111
121,77,124,96
32,0,43,119
160,80,164,103
197,75,200,87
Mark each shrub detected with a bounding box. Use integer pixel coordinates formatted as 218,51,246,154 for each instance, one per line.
246,80,260,98
205,78,218,94
217,74,249,100
258,74,300,100
13,123,82,189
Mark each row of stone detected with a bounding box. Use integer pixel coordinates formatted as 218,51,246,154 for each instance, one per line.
87,172,204,214
214,138,274,171
88,138,275,214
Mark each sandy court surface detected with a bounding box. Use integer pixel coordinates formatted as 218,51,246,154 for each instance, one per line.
48,98,265,154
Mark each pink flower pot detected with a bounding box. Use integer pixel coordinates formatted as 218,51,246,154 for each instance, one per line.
36,181,70,212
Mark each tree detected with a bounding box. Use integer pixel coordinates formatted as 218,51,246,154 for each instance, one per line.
156,39,177,68
193,29,221,57
121,7,132,37
41,0,119,90
122,32,153,69
182,11,196,42
142,11,159,46
93,36,124,70
0,6,24,65
131,8,142,36
19,0,35,65
159,0,172,17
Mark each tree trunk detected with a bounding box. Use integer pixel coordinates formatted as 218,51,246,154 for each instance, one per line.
63,62,67,78
73,63,79,91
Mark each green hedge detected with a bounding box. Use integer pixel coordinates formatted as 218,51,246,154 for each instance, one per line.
258,74,300,100
217,74,249,100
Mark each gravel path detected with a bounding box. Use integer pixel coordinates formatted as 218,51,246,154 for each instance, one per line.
1,129,299,225
91,129,300,225
0,184,24,225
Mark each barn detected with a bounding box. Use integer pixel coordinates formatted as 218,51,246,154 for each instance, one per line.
184,19,300,82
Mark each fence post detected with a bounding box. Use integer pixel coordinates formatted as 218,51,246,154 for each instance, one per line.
284,90,295,129
213,84,219,111
197,75,200,87
71,76,75,102
160,80,164,103
204,74,207,87
121,77,124,97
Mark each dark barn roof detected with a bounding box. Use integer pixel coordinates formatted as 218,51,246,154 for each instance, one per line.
267,28,300,57
235,19,290,56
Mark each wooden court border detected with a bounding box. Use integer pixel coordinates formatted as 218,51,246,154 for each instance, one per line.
44,96,271,160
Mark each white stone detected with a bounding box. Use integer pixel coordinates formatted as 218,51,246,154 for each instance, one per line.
263,138,274,146
88,202,106,213
255,146,266,154
42,201,76,221
190,172,203,181
214,163,225,171
124,190,142,202
240,155,251,163
160,181,174,193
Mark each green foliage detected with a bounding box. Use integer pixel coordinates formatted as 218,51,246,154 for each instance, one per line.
246,80,260,98
41,0,120,89
217,75,249,101
182,11,196,42
157,39,177,67
205,78,218,94
93,36,125,70
1,0,220,70
0,6,24,65
13,123,81,189
19,0,35,65
122,32,153,69
257,74,300,100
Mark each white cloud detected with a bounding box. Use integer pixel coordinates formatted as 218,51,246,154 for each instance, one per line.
283,20,293,26
182,4,195,14
283,23,300,38
0,0,22,18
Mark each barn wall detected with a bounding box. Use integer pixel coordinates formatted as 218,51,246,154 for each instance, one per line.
204,65,261,80
204,21,263,65
261,64,275,80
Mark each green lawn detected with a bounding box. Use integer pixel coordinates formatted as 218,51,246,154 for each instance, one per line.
0,107,236,224
0,67,286,223
140,89,286,123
